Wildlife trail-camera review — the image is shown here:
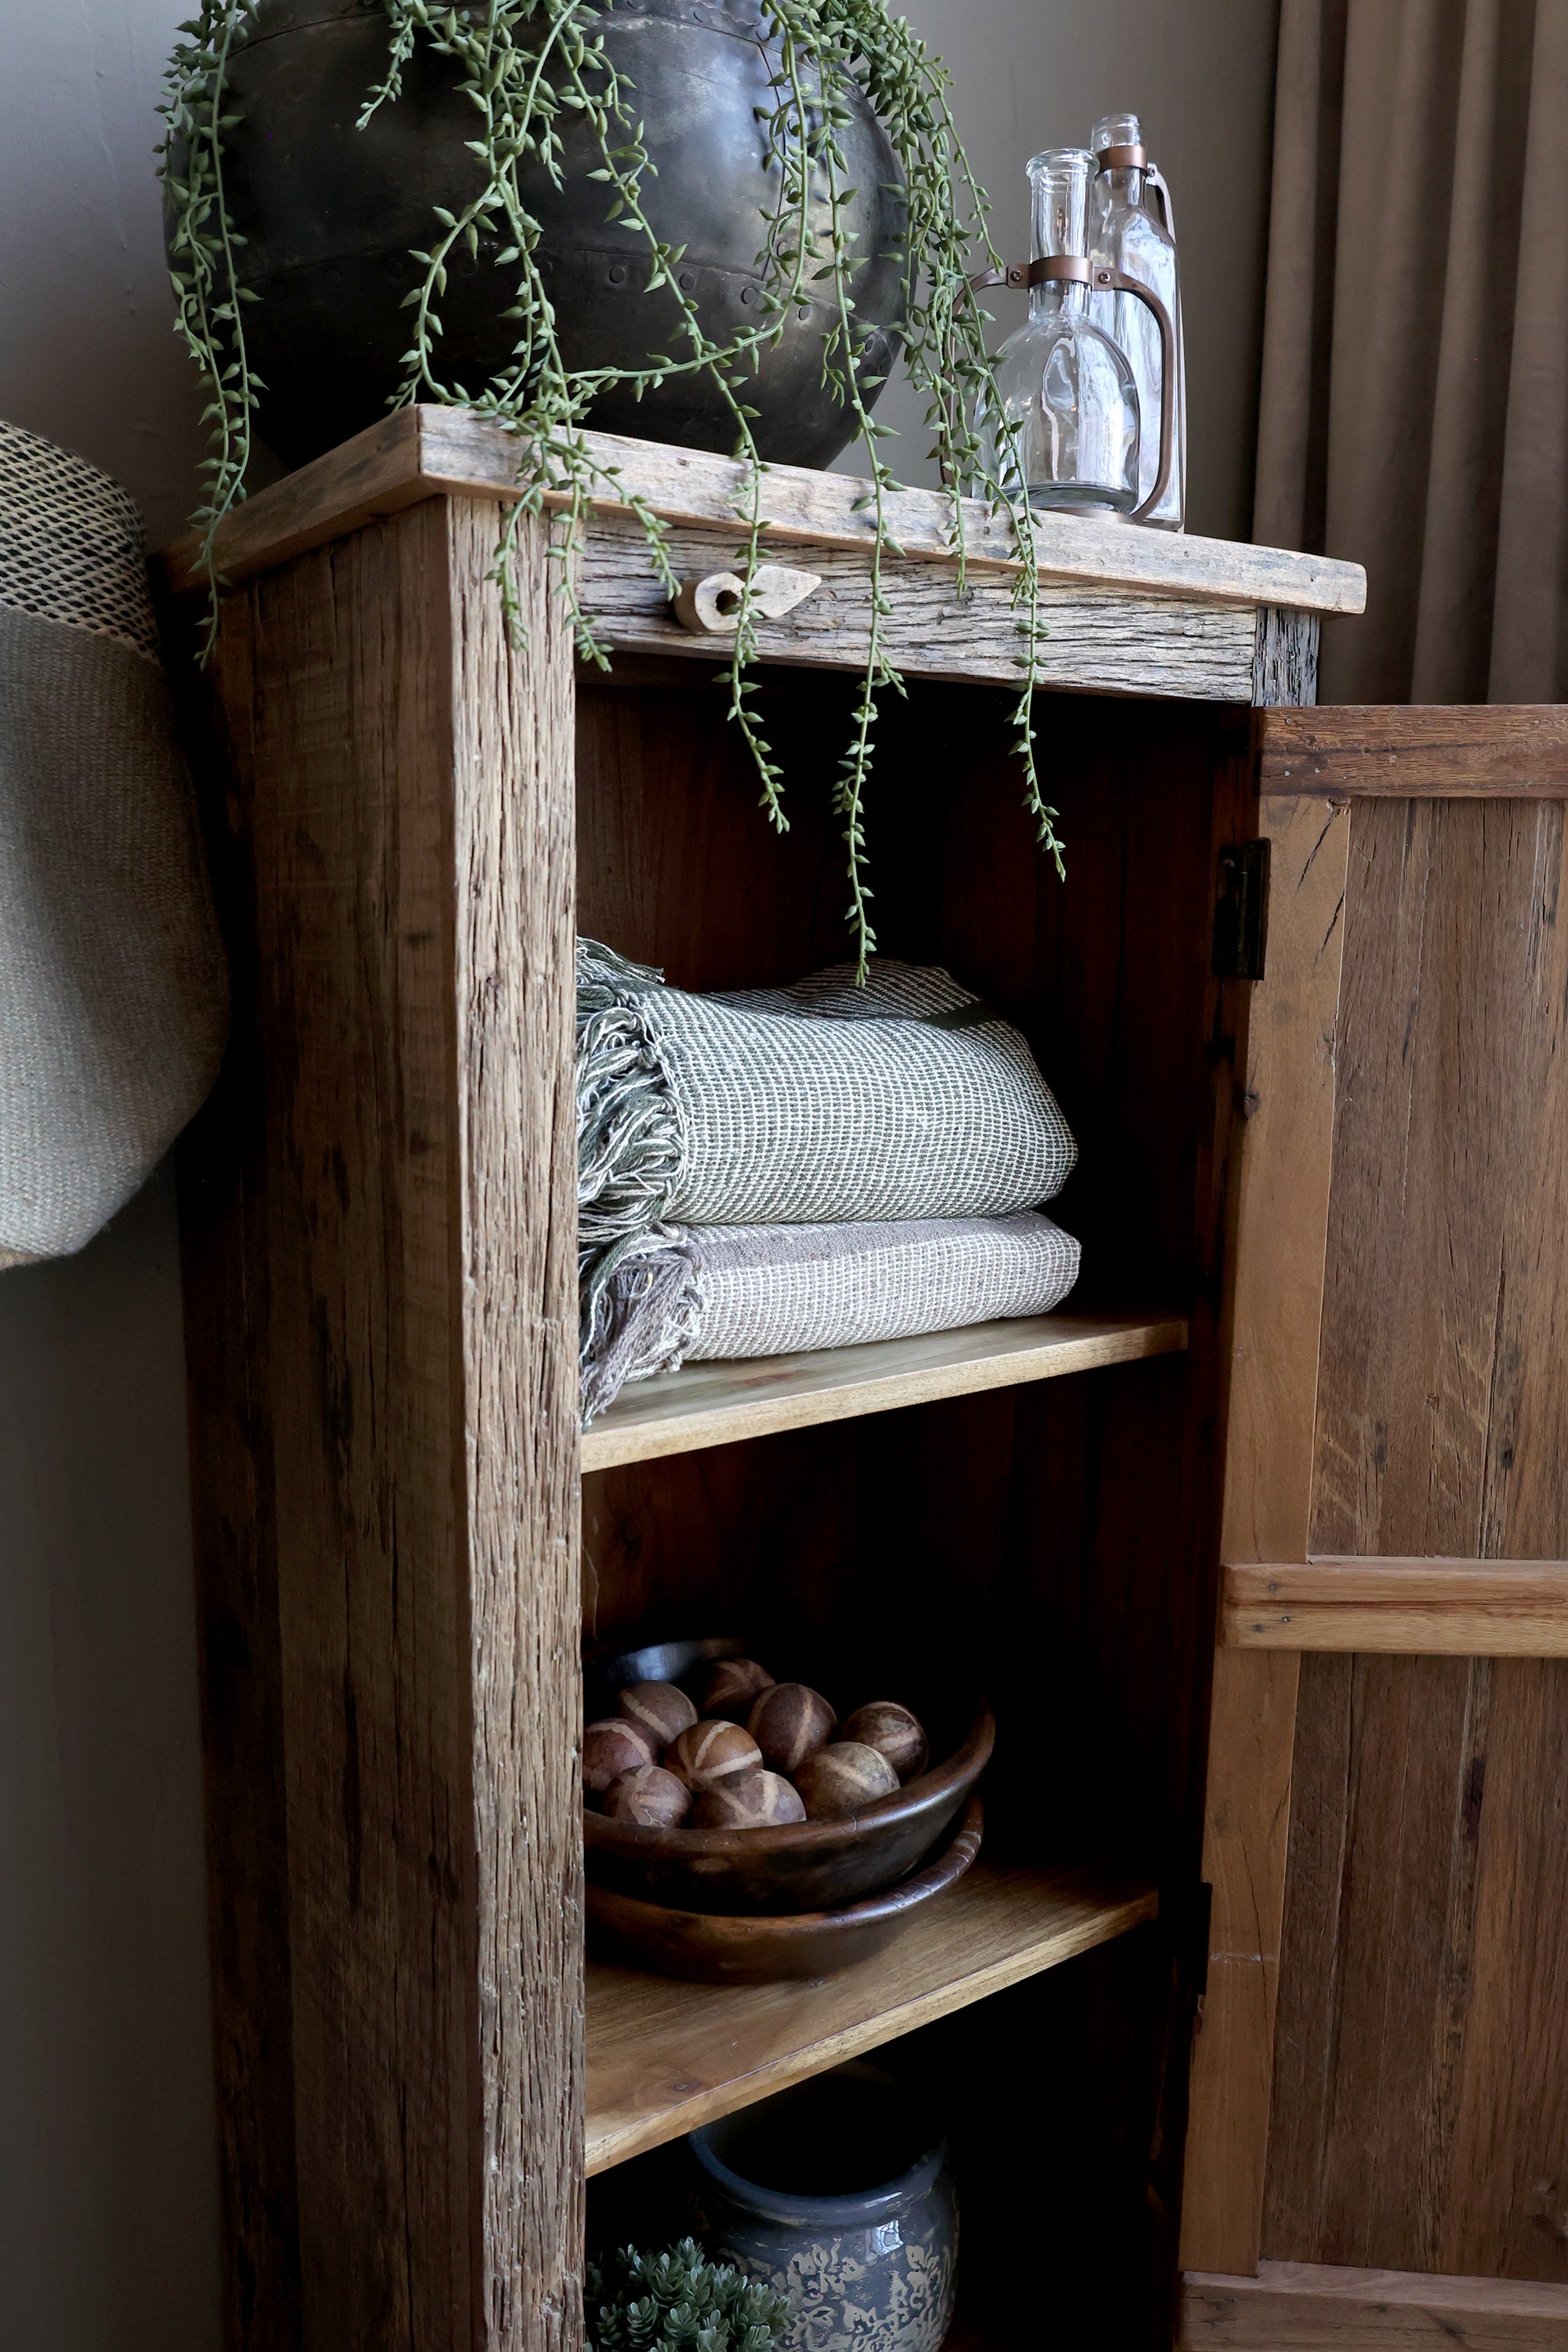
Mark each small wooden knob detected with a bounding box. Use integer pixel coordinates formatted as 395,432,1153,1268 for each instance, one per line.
671,563,822,634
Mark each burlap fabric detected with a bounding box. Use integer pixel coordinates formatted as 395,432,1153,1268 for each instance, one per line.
578,939,1077,1252
0,421,227,1264
579,1210,1081,1421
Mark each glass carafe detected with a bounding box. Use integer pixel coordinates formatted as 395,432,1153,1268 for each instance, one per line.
1089,113,1186,529
981,149,1161,518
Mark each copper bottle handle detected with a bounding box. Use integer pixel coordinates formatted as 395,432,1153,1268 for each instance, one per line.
1092,265,1175,525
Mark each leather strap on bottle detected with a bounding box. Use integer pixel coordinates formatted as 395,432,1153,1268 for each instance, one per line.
968,256,1091,293
1093,145,1177,238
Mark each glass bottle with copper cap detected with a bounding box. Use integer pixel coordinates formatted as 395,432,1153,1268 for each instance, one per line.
1089,112,1186,528
978,147,1175,522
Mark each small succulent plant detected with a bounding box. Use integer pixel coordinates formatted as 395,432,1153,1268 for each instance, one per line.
586,2238,791,2352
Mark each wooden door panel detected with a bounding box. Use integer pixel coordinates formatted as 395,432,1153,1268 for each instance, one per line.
1183,715,1568,2332
1255,790,1568,2284
1310,797,1568,1562
1265,1654,1568,2280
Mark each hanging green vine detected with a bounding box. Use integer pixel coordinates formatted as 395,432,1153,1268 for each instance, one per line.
159,0,1062,975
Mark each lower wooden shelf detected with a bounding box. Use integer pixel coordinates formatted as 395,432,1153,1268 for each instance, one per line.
579,1308,1189,1470
584,1855,1158,2174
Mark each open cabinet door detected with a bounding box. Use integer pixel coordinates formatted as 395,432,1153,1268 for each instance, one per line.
1179,709,1568,2349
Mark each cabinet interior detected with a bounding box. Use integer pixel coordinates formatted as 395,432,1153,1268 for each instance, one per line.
575,662,1241,2348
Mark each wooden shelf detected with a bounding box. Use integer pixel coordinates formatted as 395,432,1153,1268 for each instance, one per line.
580,1308,1189,1470
584,1856,1157,2174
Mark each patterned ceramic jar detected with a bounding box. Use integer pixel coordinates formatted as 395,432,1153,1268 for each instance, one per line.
688,2063,958,2352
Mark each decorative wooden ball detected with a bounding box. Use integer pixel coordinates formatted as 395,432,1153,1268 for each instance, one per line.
583,1716,656,1796
667,1719,764,1792
690,1770,807,1831
602,1763,693,1829
793,1740,900,1821
839,1700,930,1784
615,1679,698,1751
747,1682,837,1776
692,1656,775,1722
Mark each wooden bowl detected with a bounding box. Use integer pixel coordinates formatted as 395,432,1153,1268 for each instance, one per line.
586,1798,984,1982
583,1635,993,1916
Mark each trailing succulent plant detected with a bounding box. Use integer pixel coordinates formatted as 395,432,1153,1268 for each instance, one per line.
159,0,1062,973
586,2240,790,2352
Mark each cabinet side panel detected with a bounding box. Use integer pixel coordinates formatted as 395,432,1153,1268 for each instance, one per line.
449,503,584,2351
1265,797,1568,2280
205,505,480,2347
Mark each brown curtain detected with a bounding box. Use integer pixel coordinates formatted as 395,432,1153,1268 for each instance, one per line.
1254,0,1568,700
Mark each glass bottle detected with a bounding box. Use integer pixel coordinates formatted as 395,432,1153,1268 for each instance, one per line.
1089,112,1186,529
980,147,1141,516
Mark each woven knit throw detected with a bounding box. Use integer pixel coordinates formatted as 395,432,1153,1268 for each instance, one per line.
580,1211,1082,1421
577,939,1077,1256
0,420,227,1265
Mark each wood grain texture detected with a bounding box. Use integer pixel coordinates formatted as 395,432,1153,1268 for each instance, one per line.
451,503,584,2352
1224,1559,1568,1653
162,403,1367,615
580,1308,1189,1469
1310,799,1568,1565
577,514,1260,701
1181,796,1352,2278
1182,2263,1568,2348
1217,798,1352,1571
584,1857,1157,2172
1264,793,1568,2283
184,499,582,2351
1254,610,1321,708
1258,705,1568,796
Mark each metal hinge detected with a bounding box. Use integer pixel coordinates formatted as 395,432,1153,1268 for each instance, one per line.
1212,839,1271,982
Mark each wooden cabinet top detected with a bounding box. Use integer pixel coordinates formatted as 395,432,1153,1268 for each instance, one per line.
164,407,1365,710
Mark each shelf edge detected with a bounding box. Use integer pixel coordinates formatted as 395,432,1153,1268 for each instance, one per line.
581,1313,1189,1472
584,1875,1158,2175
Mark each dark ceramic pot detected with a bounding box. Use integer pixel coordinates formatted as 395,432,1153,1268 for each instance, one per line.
184,0,907,467
689,2064,959,2352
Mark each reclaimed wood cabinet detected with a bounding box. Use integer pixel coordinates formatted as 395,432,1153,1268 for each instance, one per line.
172,406,1383,2352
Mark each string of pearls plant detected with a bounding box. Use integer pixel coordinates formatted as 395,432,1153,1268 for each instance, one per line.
160,0,1062,975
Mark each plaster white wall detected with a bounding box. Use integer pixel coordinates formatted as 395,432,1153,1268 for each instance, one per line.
0,3,1278,2341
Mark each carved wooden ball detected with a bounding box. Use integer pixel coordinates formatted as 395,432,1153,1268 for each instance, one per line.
746,1682,837,1776
583,1716,656,1796
615,1679,698,1751
690,1770,807,1831
839,1700,929,1784
793,1740,900,1820
602,1763,693,1828
692,1656,775,1721
667,1719,764,1792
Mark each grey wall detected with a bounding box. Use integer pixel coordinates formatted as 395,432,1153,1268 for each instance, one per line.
0,2,1277,2342
0,7,220,2347
867,0,1281,537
